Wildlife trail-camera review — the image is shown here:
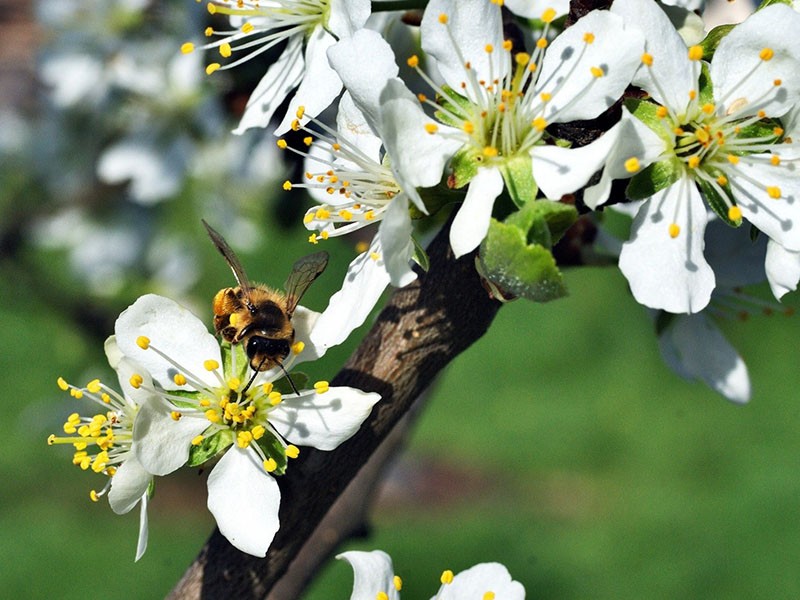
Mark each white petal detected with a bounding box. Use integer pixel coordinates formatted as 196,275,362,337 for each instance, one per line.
380,78,464,192
114,294,221,390
436,563,525,600
97,137,185,204
536,11,644,123
309,240,392,351
712,4,800,118
207,447,281,557
532,119,624,200
659,313,750,404
450,167,504,258
113,355,155,408
729,161,800,252
611,0,696,113
327,28,399,135
133,398,208,476
134,493,149,562
269,387,380,450
379,194,417,287
108,455,151,515
766,239,800,300
104,335,123,369
420,0,506,99
336,92,383,164
619,177,715,313
275,27,343,135
337,550,399,600
233,35,305,134
505,0,569,19
328,0,371,39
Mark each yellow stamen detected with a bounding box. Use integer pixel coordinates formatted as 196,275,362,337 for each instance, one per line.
314,380,330,394
441,570,454,584
263,458,278,472
767,186,782,199
624,157,640,173
129,374,143,389
541,7,556,22
688,45,703,61
641,53,653,67
760,47,774,61
728,206,742,221
286,445,300,459
204,359,220,371
668,223,681,238
181,42,195,55
136,336,150,350
205,63,221,75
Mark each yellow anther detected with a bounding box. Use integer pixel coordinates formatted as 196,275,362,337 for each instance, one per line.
590,66,604,78
365,210,376,220
767,186,782,199
463,121,475,134
515,52,530,66
207,2,216,14
252,425,266,440
286,445,300,459
774,127,784,137
314,380,330,394
583,32,595,44
688,90,697,101
296,106,306,119
394,575,403,591
688,45,703,61
716,174,728,186
315,207,331,219
774,79,782,87
407,55,419,68
770,155,781,166
241,22,255,34
424,123,439,134
170,411,182,421
199,398,211,407
727,154,740,165
483,592,496,600
228,377,241,390
502,39,513,51
205,63,220,75
86,379,101,394
485,44,494,53
441,570,455,584
701,103,715,114
136,336,150,350
760,47,774,61
204,359,220,371
219,43,232,58
173,373,187,386
641,53,653,67
291,119,301,131
204,26,213,37
237,431,253,448
57,377,70,391
377,593,389,600
262,382,274,395
483,146,499,157
668,223,681,238
276,139,288,150
70,388,83,399
696,128,710,144
438,13,448,24
129,374,144,389
205,409,221,423
541,7,556,22
370,252,381,261
687,156,701,169
728,206,743,221
291,341,305,355
339,209,353,221
536,38,548,49
308,233,319,244
191,435,204,446
268,391,283,406
90,490,100,502
540,92,552,102
533,117,548,131
263,458,278,472
758,110,766,119
181,42,195,54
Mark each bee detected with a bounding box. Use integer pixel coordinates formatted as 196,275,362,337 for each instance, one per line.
202,220,329,380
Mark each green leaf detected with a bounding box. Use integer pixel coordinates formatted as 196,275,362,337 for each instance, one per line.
700,24,735,61
478,218,568,303
758,0,792,10
626,158,683,201
500,154,537,208
188,430,233,467
257,432,289,476
273,371,310,396
505,198,577,248
411,236,430,272
695,168,741,227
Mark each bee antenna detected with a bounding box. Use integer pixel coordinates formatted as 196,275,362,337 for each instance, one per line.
279,362,301,396
242,356,268,395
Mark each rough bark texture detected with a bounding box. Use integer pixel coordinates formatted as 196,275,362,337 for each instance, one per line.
167,217,502,599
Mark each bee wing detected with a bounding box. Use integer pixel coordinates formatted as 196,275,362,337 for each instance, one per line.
284,251,329,315
203,220,254,299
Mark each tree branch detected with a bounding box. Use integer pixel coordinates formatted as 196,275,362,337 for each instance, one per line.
168,215,503,599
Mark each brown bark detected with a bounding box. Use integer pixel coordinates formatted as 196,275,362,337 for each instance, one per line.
167,216,503,599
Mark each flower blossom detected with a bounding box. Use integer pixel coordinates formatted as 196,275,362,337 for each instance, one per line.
48,337,156,561
182,0,370,134
598,0,800,313
112,294,380,557
354,0,644,258
339,549,525,600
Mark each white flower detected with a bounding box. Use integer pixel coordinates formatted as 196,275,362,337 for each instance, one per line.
48,338,155,561
112,294,380,557
602,0,800,313
183,0,370,135
367,0,644,257
339,550,525,600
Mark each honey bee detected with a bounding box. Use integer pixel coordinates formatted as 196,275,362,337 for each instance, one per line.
203,220,329,379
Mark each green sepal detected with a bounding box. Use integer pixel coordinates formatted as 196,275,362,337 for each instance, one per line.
654,310,676,336
695,167,742,228
505,198,577,248
750,224,761,243
256,431,289,476
626,158,683,201
450,147,481,189
434,86,471,128
737,118,783,146
700,24,735,61
758,0,792,10
188,429,233,467
146,478,156,500
414,183,463,218
625,98,672,145
221,342,247,383
166,389,201,409
500,154,538,208
411,236,430,272
273,371,310,395
698,62,714,107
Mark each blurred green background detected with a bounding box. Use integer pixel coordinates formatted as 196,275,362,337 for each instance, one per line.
4,0,800,597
